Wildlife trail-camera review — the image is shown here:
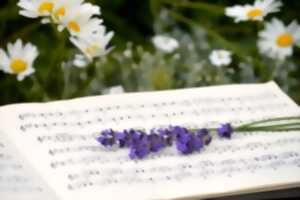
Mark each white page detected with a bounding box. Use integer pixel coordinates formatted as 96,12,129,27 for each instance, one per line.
0,132,58,200
0,82,300,200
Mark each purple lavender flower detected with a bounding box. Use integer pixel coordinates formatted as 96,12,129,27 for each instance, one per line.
129,136,150,159
196,128,212,145
97,123,232,159
176,141,192,154
192,134,204,151
118,129,146,148
129,129,145,140
96,129,116,147
147,133,166,152
157,128,176,146
115,131,129,148
170,126,189,138
217,123,233,139
176,130,194,154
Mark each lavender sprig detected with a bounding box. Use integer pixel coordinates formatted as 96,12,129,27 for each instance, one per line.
96,116,300,159
97,126,219,159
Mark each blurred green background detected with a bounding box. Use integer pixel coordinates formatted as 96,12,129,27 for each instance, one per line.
0,0,299,105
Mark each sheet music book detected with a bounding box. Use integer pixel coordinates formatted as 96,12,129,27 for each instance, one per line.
0,81,300,200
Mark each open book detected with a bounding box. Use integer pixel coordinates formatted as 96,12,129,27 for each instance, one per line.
1,82,300,200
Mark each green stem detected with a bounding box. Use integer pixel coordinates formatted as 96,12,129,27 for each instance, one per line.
31,75,50,101
150,0,162,17
46,26,68,99
62,63,71,99
160,0,224,14
71,64,95,97
236,123,300,132
236,116,300,129
235,128,300,132
196,126,300,134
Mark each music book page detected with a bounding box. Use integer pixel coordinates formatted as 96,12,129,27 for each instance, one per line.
0,133,58,200
0,81,299,200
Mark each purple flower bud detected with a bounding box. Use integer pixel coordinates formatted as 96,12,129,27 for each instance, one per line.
148,133,166,152
130,129,145,140
115,131,126,140
196,128,212,145
217,123,233,139
169,126,189,138
176,141,193,154
115,131,128,148
176,131,194,154
157,128,176,146
129,137,150,159
96,129,116,147
123,129,146,147
192,135,204,151
176,128,193,143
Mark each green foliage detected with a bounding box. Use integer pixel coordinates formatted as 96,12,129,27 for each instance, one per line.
0,0,300,105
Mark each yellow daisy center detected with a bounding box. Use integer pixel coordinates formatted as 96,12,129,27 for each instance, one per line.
276,33,294,47
54,7,65,18
10,59,28,73
247,8,263,18
85,44,99,55
68,21,81,32
38,2,54,14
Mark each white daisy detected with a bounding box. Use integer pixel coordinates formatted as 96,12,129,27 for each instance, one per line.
225,0,282,23
57,2,102,37
209,49,232,67
258,18,300,60
18,0,55,18
50,0,84,23
0,39,39,81
70,25,114,61
123,49,132,58
152,35,179,53
73,54,89,68
103,85,125,95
